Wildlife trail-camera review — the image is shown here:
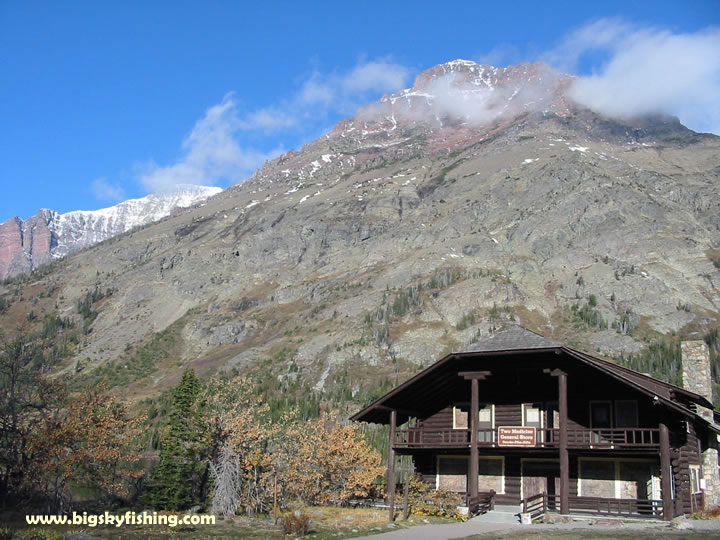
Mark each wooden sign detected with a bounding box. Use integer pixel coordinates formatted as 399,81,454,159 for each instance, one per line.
497,426,536,447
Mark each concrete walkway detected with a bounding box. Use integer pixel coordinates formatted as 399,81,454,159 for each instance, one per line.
351,515,720,539
351,520,522,540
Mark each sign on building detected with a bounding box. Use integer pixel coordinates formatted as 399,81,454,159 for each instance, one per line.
498,426,536,447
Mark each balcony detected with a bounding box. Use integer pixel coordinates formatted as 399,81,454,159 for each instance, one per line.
393,427,660,449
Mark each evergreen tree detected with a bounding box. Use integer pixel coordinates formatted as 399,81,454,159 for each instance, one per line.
149,369,210,510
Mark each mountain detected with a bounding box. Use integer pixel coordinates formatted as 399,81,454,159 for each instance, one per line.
0,185,222,279
1,60,718,408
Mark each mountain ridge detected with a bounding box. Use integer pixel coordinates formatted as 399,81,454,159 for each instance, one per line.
0,59,717,410
0,184,222,279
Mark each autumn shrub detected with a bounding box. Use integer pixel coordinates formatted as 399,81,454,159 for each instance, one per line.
24,385,145,510
206,377,278,516
407,475,465,520
282,419,384,506
281,511,310,536
692,505,720,520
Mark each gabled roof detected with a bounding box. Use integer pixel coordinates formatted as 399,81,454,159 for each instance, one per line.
351,326,717,431
463,325,560,352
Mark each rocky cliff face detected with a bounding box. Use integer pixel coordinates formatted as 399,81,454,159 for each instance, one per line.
1,60,718,403
0,185,222,279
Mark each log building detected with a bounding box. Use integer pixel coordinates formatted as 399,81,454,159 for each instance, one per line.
351,326,720,520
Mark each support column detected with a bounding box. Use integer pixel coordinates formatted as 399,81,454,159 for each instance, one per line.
458,370,491,507
558,371,569,515
660,422,673,521
470,378,479,500
546,367,569,514
388,409,397,522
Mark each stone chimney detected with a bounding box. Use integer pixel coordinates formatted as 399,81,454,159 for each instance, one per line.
682,340,713,415
682,339,720,506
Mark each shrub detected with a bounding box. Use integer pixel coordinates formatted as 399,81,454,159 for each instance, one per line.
282,511,310,536
407,475,466,520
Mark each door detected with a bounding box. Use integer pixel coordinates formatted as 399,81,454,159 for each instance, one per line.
522,460,560,508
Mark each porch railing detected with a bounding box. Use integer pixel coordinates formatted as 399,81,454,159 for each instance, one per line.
554,428,660,448
521,492,664,519
467,490,496,516
394,427,660,449
522,492,547,522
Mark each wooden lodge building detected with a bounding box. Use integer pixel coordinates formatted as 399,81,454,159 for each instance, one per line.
351,327,720,520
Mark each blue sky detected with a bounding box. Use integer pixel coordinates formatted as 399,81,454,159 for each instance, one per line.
1,1,718,222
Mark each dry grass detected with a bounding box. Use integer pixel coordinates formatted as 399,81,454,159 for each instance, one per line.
2,506,455,539
691,505,720,520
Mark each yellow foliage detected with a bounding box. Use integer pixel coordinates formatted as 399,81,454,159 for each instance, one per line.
25,384,145,505
206,377,383,513
280,417,384,505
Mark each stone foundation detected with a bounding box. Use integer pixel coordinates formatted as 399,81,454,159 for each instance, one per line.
702,446,720,507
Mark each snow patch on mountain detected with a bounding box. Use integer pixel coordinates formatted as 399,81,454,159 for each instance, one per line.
49,184,222,257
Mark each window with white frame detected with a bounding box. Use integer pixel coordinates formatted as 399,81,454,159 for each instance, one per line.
453,405,494,432
523,403,542,428
437,456,468,491
453,406,468,429
690,465,701,494
478,456,505,493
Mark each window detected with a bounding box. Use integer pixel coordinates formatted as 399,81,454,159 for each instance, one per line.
478,405,493,426
590,401,612,428
453,405,494,432
478,404,494,442
436,456,505,494
546,401,559,429
478,456,505,493
523,403,542,428
437,456,467,491
615,400,638,428
690,465,701,494
453,407,468,429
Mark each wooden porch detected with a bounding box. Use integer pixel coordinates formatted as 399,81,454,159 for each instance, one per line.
393,427,661,449
385,370,676,521
521,491,665,520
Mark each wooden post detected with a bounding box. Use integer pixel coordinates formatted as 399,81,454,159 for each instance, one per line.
546,368,569,514
402,468,411,520
558,370,569,515
273,474,278,524
470,378,480,500
388,409,397,522
660,422,673,521
458,371,491,507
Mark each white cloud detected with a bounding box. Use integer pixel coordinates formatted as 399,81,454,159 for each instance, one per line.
91,178,125,202
298,76,335,106
341,61,411,94
241,107,299,131
357,61,561,129
139,94,284,193
239,59,412,132
119,58,410,196
474,44,523,68
549,19,720,134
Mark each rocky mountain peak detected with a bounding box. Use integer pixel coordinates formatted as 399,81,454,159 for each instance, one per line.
0,184,222,279
0,59,717,410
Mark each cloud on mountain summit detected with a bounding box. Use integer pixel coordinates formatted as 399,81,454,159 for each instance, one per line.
131,31,720,197
135,58,411,194
549,19,720,134
238,58,412,131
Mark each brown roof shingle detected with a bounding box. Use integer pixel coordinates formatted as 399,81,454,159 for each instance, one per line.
461,325,560,352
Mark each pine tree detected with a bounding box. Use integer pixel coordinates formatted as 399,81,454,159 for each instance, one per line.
149,369,210,510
